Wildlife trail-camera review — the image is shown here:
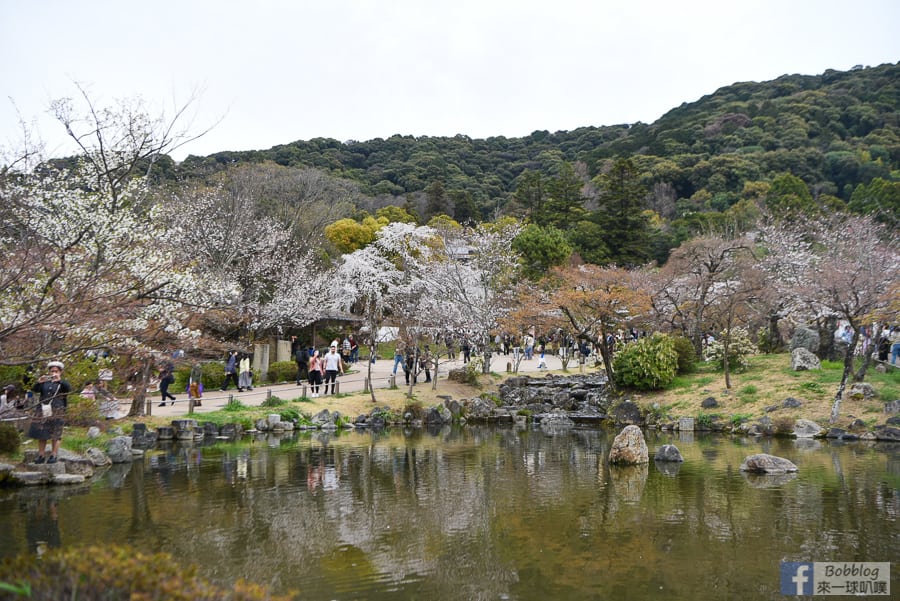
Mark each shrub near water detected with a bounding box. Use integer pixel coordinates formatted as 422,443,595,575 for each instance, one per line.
612,333,678,390
0,544,296,600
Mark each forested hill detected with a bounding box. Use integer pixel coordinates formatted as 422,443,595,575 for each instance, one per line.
172,61,898,226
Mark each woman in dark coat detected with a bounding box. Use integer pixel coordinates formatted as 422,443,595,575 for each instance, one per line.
28,360,71,464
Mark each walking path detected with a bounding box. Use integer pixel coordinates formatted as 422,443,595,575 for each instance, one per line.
142,351,575,418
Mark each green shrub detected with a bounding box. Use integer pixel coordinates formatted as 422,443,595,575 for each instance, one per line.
670,335,698,374
173,362,226,392
612,333,678,390
260,395,286,408
706,327,758,372
0,544,295,600
462,358,483,385
0,423,20,454
279,408,303,423
267,361,297,384
223,397,246,412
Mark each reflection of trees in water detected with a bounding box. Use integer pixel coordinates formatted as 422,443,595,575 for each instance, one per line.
4,429,897,600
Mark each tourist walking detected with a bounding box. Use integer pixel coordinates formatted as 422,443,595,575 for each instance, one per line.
323,343,344,395
221,351,239,391
393,341,405,375
238,352,253,391
158,367,176,406
308,349,324,397
28,361,71,464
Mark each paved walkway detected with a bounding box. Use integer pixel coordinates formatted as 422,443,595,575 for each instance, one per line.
141,351,578,418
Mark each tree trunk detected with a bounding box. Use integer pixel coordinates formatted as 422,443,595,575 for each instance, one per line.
830,332,859,424
367,340,377,403
767,313,785,352
722,332,732,389
854,325,879,382
817,315,838,360
128,357,151,417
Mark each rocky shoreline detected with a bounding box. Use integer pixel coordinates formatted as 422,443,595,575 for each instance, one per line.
2,373,899,487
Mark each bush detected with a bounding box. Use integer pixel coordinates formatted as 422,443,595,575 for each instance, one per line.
0,544,296,600
0,423,20,454
612,333,678,390
706,327,758,372
267,361,297,384
279,408,303,423
174,362,226,392
260,395,286,408
670,335,698,374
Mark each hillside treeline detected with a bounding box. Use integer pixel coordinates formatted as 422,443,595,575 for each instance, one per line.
150,63,896,266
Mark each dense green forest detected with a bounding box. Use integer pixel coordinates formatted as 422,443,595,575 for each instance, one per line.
162,62,898,265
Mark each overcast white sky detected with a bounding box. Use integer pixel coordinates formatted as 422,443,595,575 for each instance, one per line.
2,0,898,162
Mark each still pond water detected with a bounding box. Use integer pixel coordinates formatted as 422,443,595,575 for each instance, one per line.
1,426,898,600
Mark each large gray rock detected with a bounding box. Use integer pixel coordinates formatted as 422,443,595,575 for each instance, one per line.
739,453,798,474
311,409,336,427
609,425,649,465
884,400,900,414
790,327,820,354
539,412,575,431
873,426,900,442
611,400,643,426
654,444,684,462
85,447,112,466
791,348,821,371
425,405,453,424
793,419,824,438
465,397,499,420
701,397,719,409
846,383,876,400
782,397,803,409
106,436,134,463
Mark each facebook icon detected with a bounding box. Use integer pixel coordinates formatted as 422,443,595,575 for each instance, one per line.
781,562,814,595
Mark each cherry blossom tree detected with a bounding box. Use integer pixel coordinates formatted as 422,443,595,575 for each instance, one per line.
164,182,323,340
330,222,436,401
759,214,900,422
649,234,755,357
424,221,522,374
0,90,219,414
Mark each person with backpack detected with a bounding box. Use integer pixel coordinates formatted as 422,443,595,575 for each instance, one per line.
158,367,176,407
292,336,308,385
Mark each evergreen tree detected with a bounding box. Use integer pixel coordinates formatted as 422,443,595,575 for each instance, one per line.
595,157,652,266
423,180,446,223
543,163,586,229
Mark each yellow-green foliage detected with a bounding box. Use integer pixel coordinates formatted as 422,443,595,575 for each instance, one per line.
0,544,296,600
612,333,679,390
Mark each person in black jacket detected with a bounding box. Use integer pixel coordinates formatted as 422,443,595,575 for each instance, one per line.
28,360,71,464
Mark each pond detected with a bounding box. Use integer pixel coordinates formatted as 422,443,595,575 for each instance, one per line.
1,426,898,600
